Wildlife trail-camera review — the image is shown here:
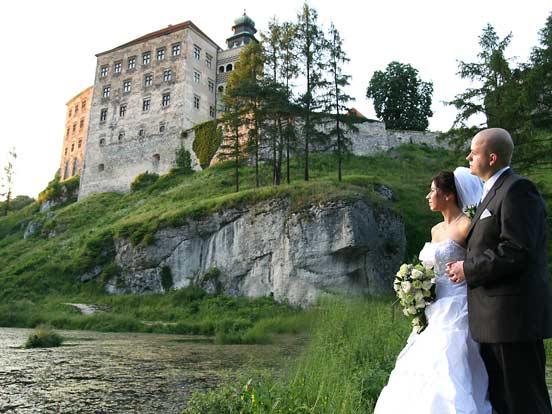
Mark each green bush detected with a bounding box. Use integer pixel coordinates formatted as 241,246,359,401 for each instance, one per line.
25,324,64,348
130,171,159,192
174,148,194,175
161,266,173,291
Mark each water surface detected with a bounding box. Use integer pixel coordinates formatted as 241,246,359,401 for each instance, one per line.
0,327,302,413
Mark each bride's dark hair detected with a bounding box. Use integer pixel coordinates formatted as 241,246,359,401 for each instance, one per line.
432,171,458,199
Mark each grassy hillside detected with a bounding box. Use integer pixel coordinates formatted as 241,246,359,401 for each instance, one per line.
0,144,549,338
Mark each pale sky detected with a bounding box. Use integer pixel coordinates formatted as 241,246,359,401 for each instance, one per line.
0,0,549,198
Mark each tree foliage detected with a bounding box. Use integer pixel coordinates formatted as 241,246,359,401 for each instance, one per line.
446,16,552,171
0,147,16,216
366,61,433,131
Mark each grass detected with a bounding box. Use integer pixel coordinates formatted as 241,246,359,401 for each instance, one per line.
183,298,411,414
24,324,64,348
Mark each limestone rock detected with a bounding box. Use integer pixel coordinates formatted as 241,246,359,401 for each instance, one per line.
109,197,405,307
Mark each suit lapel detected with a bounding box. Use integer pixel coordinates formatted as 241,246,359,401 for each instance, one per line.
467,169,513,239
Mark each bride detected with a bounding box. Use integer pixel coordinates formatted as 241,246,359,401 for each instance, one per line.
374,167,492,414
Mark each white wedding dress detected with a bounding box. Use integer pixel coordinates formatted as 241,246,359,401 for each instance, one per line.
374,239,492,414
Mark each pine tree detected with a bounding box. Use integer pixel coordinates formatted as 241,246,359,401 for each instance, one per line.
295,2,329,181
326,23,355,182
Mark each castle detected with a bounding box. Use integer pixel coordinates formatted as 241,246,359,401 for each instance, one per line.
62,13,441,200
76,14,258,199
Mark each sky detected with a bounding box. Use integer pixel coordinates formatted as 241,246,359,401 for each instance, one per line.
0,0,549,198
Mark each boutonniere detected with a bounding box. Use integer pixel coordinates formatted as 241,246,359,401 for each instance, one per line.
464,204,478,220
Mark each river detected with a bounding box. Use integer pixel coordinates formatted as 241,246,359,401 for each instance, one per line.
0,327,303,413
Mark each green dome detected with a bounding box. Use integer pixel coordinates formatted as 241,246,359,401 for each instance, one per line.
234,13,255,29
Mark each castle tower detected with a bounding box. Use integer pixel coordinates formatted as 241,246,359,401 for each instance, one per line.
215,12,259,112
59,86,93,181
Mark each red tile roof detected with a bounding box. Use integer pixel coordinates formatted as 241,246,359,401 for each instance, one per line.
96,20,221,57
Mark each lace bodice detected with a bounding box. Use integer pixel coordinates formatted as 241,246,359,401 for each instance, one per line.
419,239,467,298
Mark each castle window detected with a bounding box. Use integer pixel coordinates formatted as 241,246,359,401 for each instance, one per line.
64,147,68,155
114,61,122,74
244,38,250,45
73,123,77,133
138,128,145,137
210,106,215,118
100,65,108,77
226,64,233,72
142,98,151,111
80,119,84,129
206,53,212,68
152,154,160,167
74,104,79,114
208,79,214,93
98,164,105,172
81,100,86,110
163,69,172,82
193,95,200,109
144,73,153,87
72,159,78,176
100,108,107,122
159,123,165,133
99,138,106,146
118,131,125,141
128,56,136,70
172,43,181,56
157,48,165,61
218,85,224,93
162,93,170,108
103,86,111,98
66,127,70,136
193,45,201,60
123,79,131,93
64,161,70,179
219,65,224,73
143,51,151,65
78,140,82,148
71,143,75,152
68,108,72,117
193,71,200,83
119,104,127,117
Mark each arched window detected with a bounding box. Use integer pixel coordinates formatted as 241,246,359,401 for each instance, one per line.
152,154,160,168
218,85,224,93
219,66,224,73
118,132,125,142
98,164,105,172
64,161,69,179
226,63,233,72
72,158,78,176
99,138,106,146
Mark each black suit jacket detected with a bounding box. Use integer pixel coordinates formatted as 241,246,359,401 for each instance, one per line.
464,169,552,343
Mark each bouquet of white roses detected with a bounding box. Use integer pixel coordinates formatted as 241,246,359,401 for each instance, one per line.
393,262,436,333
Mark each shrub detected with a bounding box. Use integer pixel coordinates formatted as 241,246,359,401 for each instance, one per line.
173,148,194,175
130,171,159,192
24,324,64,348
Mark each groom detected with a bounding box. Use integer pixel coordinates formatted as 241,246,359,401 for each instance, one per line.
446,128,552,414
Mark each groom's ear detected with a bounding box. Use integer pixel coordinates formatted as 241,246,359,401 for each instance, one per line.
488,152,498,167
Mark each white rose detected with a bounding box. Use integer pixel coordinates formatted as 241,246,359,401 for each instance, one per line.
422,280,433,290
411,269,424,280
398,264,409,277
403,308,410,317
407,306,417,315
401,281,412,293
412,280,422,289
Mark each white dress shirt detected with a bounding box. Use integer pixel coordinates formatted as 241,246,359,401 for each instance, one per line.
481,166,510,201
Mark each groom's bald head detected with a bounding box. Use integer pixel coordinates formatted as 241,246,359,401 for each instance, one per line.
474,128,514,167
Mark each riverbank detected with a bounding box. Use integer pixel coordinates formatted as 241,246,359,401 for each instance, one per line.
0,287,311,345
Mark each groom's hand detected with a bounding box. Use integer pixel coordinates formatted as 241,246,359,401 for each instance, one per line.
446,261,465,283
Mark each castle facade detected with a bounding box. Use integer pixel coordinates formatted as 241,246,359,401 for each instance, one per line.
77,15,257,198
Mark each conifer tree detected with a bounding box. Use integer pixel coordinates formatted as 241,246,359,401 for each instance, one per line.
295,2,329,181
326,23,355,182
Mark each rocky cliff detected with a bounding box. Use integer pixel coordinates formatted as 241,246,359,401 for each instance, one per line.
107,196,405,307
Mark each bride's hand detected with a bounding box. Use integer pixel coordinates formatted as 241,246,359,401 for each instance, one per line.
446,261,465,283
